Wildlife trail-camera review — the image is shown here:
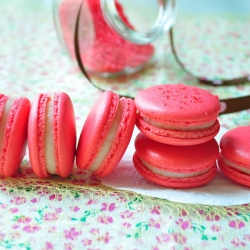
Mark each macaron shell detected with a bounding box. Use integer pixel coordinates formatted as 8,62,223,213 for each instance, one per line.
54,92,76,178
133,133,219,188
28,93,76,178
76,91,119,171
0,97,31,177
136,115,220,146
133,153,217,188
134,84,220,123
220,126,250,167
218,155,250,187
28,94,49,178
135,133,219,173
76,91,136,177
94,97,136,177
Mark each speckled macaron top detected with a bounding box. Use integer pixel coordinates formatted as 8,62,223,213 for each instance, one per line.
134,84,220,145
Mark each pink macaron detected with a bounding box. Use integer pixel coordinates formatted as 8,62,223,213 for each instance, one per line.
0,94,31,177
218,126,250,187
134,84,220,145
76,91,136,177
133,132,219,188
28,92,76,178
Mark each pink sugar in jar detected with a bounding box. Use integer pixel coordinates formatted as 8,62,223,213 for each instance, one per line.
53,0,176,77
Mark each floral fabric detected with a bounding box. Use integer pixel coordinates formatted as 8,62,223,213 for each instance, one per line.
0,0,250,249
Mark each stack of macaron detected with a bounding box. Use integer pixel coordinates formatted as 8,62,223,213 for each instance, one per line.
133,84,221,188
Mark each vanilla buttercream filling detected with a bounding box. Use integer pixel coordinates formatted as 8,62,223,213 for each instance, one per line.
88,100,123,172
141,159,211,178
221,154,250,175
142,116,216,131
0,96,15,152
45,97,57,175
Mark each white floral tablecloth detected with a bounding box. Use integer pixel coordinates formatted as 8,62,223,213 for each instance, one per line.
0,0,250,249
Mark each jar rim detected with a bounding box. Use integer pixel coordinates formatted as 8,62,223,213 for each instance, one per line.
100,0,177,44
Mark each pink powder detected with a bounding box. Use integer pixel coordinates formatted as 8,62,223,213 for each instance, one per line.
59,0,154,74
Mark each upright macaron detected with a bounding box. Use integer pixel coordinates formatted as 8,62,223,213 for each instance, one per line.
133,133,219,188
0,94,31,177
218,126,250,187
134,84,220,145
28,92,76,178
76,91,136,177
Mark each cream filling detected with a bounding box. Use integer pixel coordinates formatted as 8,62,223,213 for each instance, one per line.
143,116,215,131
44,97,57,175
0,97,15,152
141,159,210,178
221,155,250,175
88,100,123,172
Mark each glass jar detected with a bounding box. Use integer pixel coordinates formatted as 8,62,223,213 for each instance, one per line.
53,0,176,77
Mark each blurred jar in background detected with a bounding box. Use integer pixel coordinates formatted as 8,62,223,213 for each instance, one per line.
53,0,176,77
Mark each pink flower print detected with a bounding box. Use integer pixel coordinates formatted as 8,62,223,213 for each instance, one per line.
44,213,58,221
82,238,92,247
150,206,161,215
64,242,74,250
173,233,187,244
76,170,84,175
38,190,49,196
17,216,32,224
30,198,38,203
120,210,134,219
149,218,161,229
231,238,246,248
179,209,187,216
89,175,100,185
226,207,239,216
116,196,127,203
12,224,21,230
10,231,21,239
205,212,220,222
23,225,41,233
48,226,57,233
176,218,192,230
98,215,113,224
0,203,7,209
89,228,99,235
98,232,113,244
229,219,245,229
10,196,26,205
71,179,86,186
152,247,160,250
101,202,116,212
43,242,54,250
55,208,63,213
211,224,221,232
243,234,250,241
49,194,62,201
70,206,80,212
64,228,82,240
156,233,171,244
10,208,19,213
25,167,33,174
0,233,5,241
122,222,131,228
114,246,123,250
198,209,205,215
86,199,98,206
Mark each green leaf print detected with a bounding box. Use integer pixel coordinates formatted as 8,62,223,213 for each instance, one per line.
192,223,217,241
126,222,150,239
